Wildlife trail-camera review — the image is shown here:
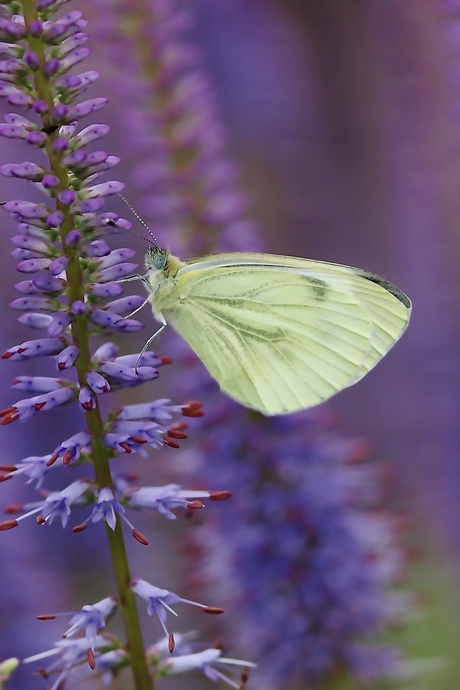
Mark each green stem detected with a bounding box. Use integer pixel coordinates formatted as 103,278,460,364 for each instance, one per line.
20,2,153,687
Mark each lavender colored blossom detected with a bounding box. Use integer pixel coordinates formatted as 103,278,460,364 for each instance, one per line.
131,579,223,650
56,597,117,650
158,648,255,689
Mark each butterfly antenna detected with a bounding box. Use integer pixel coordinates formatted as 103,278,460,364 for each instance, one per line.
117,193,160,248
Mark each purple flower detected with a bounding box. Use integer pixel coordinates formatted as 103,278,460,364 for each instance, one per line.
0,479,90,530
127,484,229,519
158,648,255,688
88,487,135,532
59,597,117,651
131,578,223,649
23,636,119,690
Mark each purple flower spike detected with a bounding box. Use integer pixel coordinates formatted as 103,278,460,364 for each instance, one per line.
0,2,227,686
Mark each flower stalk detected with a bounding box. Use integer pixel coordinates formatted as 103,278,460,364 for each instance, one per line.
0,0,235,687
4,2,151,687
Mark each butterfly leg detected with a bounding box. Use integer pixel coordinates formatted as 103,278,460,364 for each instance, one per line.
135,313,167,373
108,274,150,285
122,296,152,320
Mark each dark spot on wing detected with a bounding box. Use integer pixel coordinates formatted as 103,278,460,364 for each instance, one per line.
360,272,411,309
306,277,328,302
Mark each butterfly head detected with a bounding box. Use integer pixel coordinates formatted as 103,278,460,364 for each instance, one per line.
145,245,169,272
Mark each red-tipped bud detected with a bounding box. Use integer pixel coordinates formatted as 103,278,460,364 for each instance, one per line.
47,453,59,466
72,524,88,533
168,633,175,653
37,514,46,525
181,401,204,418
0,465,17,472
130,436,147,444
202,606,224,615
187,501,204,510
87,648,95,670
162,435,180,449
119,442,132,454
0,474,13,483
4,503,23,514
0,407,16,418
132,529,149,546
209,491,232,501
0,410,19,425
167,428,188,440
0,519,18,530
63,450,73,465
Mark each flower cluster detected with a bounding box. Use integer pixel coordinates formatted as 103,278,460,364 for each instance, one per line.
0,0,247,688
24,629,254,690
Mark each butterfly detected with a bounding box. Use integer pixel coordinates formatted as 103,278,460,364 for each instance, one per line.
124,246,411,416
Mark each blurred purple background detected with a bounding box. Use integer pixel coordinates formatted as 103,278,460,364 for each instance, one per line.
1,1,460,688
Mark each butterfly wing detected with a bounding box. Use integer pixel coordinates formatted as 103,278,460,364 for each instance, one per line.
162,253,411,415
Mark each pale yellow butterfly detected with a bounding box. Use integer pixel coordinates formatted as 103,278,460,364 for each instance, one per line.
129,246,411,416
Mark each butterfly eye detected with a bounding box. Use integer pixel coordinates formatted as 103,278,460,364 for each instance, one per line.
152,253,166,270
